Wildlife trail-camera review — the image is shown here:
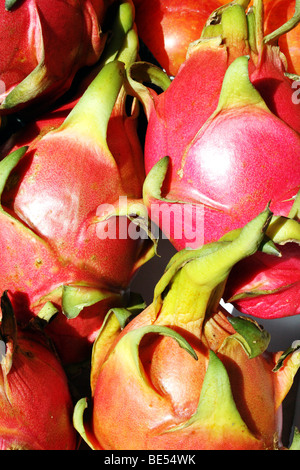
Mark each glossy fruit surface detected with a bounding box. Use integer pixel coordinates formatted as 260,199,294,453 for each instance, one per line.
134,0,222,76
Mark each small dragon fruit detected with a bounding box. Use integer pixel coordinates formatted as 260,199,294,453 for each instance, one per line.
132,0,222,76
0,0,113,119
0,3,154,364
73,208,300,450
0,291,77,450
224,192,300,319
264,0,300,76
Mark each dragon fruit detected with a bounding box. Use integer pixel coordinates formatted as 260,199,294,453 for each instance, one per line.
0,0,114,119
73,208,300,450
125,0,300,251
264,0,300,76
224,192,300,319
0,0,140,157
132,0,222,76
0,291,77,450
125,0,300,322
0,4,154,364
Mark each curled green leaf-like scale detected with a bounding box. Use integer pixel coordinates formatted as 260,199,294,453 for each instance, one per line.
264,0,300,44
273,341,300,372
0,147,27,198
5,0,20,11
227,316,270,358
62,285,120,319
122,325,198,369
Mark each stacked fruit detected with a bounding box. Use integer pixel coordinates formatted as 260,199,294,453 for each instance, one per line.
0,0,299,450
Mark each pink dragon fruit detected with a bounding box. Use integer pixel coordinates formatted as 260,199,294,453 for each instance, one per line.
126,0,300,251
0,0,114,119
0,291,77,450
74,208,300,450
0,4,154,364
224,192,300,319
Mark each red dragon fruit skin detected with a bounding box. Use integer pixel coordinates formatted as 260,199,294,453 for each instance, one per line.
0,7,154,364
74,209,300,450
0,292,77,450
0,0,113,117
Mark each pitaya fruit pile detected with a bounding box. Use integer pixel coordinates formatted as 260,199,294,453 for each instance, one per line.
0,0,299,451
